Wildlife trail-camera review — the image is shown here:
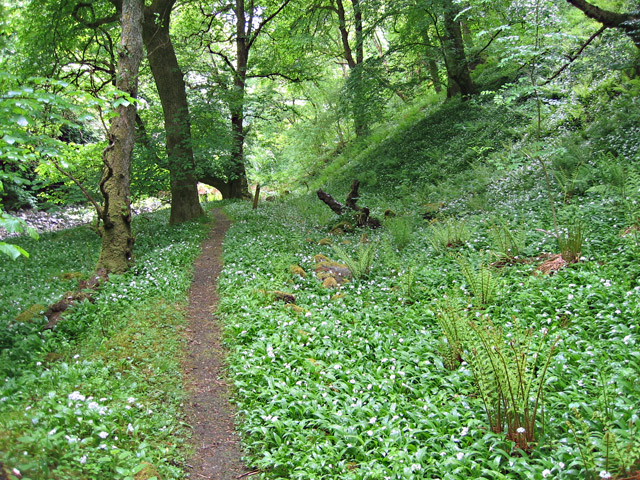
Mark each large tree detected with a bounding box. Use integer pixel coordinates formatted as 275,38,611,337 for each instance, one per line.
96,0,144,273
41,0,205,223
138,0,204,222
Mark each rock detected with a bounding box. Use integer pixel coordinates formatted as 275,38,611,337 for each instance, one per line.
260,290,296,304
422,202,445,221
330,221,354,235
315,260,352,285
289,265,306,278
319,238,332,245
285,304,306,314
58,272,86,281
322,277,338,288
14,304,46,324
534,254,568,276
135,462,161,480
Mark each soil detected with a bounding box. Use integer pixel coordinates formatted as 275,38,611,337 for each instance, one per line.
182,208,251,480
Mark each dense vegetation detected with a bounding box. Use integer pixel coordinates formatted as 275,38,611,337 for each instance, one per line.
1,209,210,478
2,0,640,478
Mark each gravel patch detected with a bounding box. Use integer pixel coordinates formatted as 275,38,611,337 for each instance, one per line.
0,198,167,240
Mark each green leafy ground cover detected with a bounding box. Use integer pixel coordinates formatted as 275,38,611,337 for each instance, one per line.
219,173,640,479
0,208,211,479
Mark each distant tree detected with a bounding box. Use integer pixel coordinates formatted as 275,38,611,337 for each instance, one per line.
193,0,297,198
441,0,475,97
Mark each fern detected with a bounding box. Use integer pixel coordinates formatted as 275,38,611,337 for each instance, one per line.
457,256,498,306
434,299,468,370
385,216,413,250
489,219,526,261
429,218,471,253
464,321,558,451
558,221,585,263
331,242,377,279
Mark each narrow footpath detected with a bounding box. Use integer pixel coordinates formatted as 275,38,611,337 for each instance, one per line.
182,208,250,480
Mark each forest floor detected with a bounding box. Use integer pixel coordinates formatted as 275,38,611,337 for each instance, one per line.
182,208,250,480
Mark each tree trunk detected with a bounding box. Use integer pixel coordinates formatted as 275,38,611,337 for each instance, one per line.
96,0,144,274
423,31,442,93
230,60,250,197
442,0,475,98
142,1,203,223
335,0,369,137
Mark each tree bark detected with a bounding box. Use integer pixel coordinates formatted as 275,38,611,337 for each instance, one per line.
228,0,251,199
96,0,144,274
442,0,475,98
142,0,203,223
335,0,369,136
423,31,442,93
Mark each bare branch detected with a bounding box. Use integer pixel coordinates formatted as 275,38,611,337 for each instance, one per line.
49,157,104,220
72,2,120,28
207,45,237,73
248,0,293,49
246,72,303,82
545,26,606,84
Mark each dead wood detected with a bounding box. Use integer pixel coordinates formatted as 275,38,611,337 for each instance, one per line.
42,269,109,330
317,189,345,215
316,180,381,228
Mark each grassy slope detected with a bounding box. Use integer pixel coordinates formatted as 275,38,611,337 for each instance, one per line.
217,79,640,479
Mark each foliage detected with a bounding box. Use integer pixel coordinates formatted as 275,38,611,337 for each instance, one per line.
457,256,498,306
331,241,377,279
464,320,557,452
217,177,640,478
488,219,526,261
435,298,468,370
384,215,413,250
429,218,472,253
0,207,210,479
558,220,585,263
0,211,39,259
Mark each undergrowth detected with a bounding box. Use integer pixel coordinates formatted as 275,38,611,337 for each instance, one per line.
0,207,211,479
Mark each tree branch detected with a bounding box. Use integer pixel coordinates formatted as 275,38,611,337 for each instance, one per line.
72,2,120,28
248,0,293,49
49,157,104,220
207,46,237,73
545,26,606,84
246,72,303,82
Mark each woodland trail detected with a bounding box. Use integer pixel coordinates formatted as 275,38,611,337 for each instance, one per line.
182,208,250,480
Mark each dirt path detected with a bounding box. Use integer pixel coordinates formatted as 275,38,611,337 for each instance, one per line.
183,208,250,480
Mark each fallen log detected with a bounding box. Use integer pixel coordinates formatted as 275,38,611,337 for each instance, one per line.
316,180,381,228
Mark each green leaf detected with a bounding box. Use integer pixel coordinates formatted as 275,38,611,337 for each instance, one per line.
113,97,131,108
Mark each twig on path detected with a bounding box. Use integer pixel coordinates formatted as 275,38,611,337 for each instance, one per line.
237,471,261,479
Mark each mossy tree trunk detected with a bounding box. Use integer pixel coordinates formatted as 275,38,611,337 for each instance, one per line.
442,0,475,98
96,0,144,274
